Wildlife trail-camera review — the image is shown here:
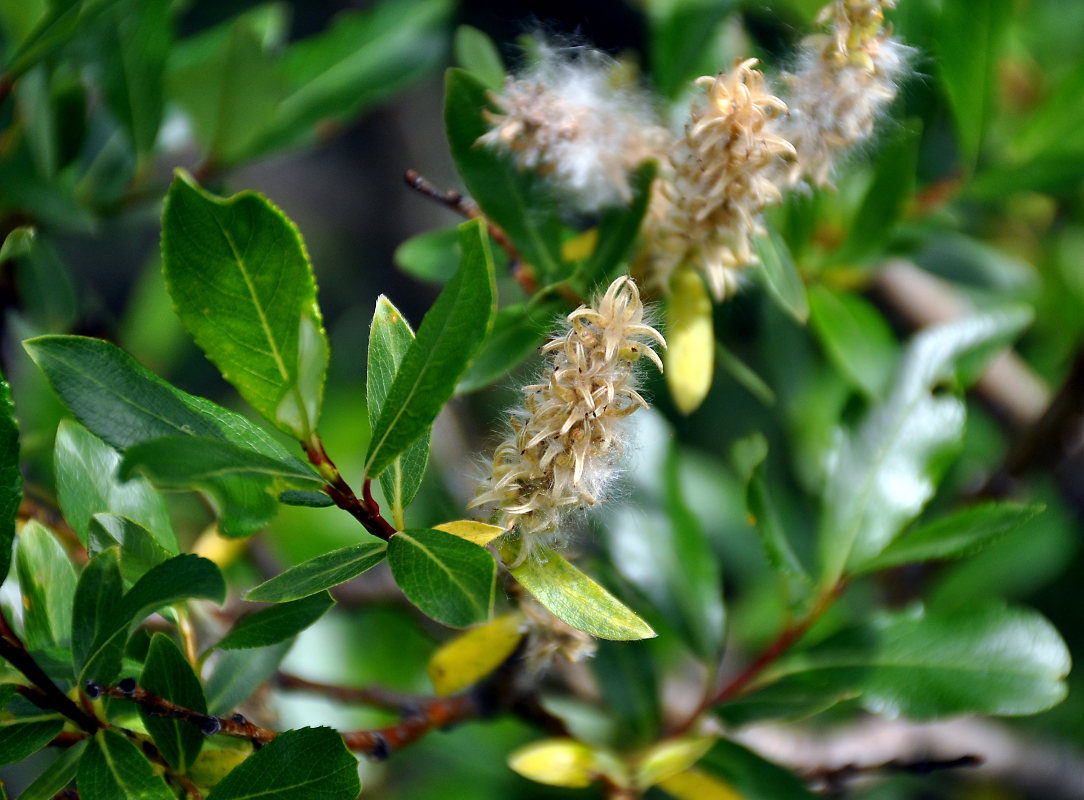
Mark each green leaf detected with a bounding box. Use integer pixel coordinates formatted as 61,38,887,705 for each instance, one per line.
388,528,496,627
26,335,314,537
937,0,1011,167
454,24,505,90
81,554,225,685
215,592,334,651
78,728,174,800
15,519,76,650
755,227,809,324
54,419,176,550
808,285,898,400
0,225,35,263
744,455,809,582
206,727,361,800
0,368,20,587
0,707,64,766
456,302,560,394
3,0,122,80
18,738,87,800
714,681,859,726
853,502,1044,574
577,161,658,285
507,543,655,641
759,604,1070,719
245,540,388,603
593,641,661,746
365,219,496,479
696,738,817,799
140,633,206,773
818,307,1033,585
716,343,776,406
648,0,737,98
162,170,329,440
394,226,462,284
87,514,172,585
278,490,334,508
71,548,124,677
204,641,291,715
100,0,170,160
445,68,568,282
367,296,431,529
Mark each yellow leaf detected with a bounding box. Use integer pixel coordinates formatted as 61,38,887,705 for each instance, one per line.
187,747,250,787
427,612,524,696
657,768,746,800
434,519,506,547
191,524,246,568
508,739,603,788
635,736,716,790
561,228,599,262
665,268,714,415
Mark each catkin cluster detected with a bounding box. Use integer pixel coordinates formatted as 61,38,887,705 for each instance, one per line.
469,276,665,563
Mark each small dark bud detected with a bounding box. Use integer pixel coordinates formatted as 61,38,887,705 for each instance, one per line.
84,681,101,699
231,713,247,725
118,677,137,695
369,734,391,762
200,716,222,735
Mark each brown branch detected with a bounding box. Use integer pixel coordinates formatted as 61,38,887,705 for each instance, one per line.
807,754,983,794
303,437,397,541
273,672,421,713
0,612,101,733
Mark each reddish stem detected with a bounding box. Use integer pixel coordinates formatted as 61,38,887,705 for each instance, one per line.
303,438,396,540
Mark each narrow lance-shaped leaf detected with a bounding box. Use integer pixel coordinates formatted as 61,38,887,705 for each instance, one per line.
16,520,77,651
368,296,430,529
0,695,64,767
388,528,496,627
140,634,206,773
71,548,123,677
755,226,809,324
245,540,387,602
214,591,335,651
365,218,496,479
87,514,172,585
162,170,328,440
0,368,20,586
808,285,899,401
78,729,174,800
17,738,87,800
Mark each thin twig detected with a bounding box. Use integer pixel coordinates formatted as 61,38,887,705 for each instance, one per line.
273,672,421,713
303,437,397,540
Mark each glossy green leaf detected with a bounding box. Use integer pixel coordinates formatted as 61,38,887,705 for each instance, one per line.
937,0,1011,167
162,170,329,440
808,285,898,400
853,502,1044,574
697,738,817,799
54,419,176,550
507,542,655,641
87,514,172,585
759,604,1070,719
81,554,225,685
71,548,124,677
18,738,87,800
365,219,496,479
818,307,1033,584
0,225,35,263
0,703,64,765
78,728,174,800
0,368,20,586
215,592,334,651
16,519,76,650
755,227,809,324
140,633,206,773
388,528,496,627
206,727,361,800
100,0,170,159
368,296,430,529
245,540,388,602
445,68,567,282
278,490,334,508
577,161,658,285
454,24,505,90
394,226,462,284
3,0,122,80
456,301,560,394
204,641,291,715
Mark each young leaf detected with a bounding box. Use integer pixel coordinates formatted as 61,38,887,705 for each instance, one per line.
17,738,87,800
15,520,77,651
744,456,809,582
215,592,335,651
456,301,560,394
245,540,387,603
78,728,174,800
387,528,496,627
365,219,496,479
507,543,655,641
808,285,898,400
454,24,505,90
445,68,568,282
427,612,524,696
818,307,1034,585
140,633,206,773
161,170,328,440
0,369,20,586
87,514,172,584
759,604,1070,719
0,226,34,263
54,419,176,550
206,727,362,800
71,548,124,677
204,641,291,715
394,226,462,284
754,227,809,324
368,296,430,528
852,501,1044,574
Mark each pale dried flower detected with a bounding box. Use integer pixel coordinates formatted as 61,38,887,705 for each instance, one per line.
477,41,669,211
781,0,911,186
645,59,795,302
469,276,665,564
519,595,597,674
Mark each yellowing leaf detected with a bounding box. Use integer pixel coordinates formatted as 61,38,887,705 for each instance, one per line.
434,519,506,547
561,228,599,262
428,612,524,696
508,739,607,788
657,768,746,800
635,736,716,790
665,269,714,415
